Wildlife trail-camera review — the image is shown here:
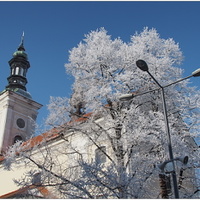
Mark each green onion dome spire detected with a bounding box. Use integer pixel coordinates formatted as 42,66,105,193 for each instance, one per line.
13,32,28,59
6,32,32,98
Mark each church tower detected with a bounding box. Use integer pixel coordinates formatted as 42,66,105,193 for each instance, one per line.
0,34,42,154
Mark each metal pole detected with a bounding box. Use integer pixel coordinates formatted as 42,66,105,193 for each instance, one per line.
133,59,199,198
160,87,179,198
146,71,179,198
163,74,193,88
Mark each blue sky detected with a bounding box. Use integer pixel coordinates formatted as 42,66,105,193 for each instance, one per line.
0,1,200,128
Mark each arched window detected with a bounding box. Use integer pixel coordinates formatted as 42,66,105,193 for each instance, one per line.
15,67,20,75
19,68,24,76
12,68,15,75
13,135,23,144
23,69,27,77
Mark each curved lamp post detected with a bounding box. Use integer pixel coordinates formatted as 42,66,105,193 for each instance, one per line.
119,60,200,198
157,156,189,173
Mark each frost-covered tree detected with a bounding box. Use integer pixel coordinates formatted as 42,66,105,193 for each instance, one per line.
4,27,200,198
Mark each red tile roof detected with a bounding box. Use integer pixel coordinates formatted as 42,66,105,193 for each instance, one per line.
0,112,93,162
0,185,57,199
0,112,94,198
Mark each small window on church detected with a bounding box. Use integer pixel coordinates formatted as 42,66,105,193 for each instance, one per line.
95,146,106,164
15,67,20,75
13,135,23,144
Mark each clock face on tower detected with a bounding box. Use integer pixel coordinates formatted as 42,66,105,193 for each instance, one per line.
16,118,25,129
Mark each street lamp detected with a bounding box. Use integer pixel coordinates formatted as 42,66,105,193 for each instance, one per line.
119,61,200,101
157,156,189,173
157,156,189,199
119,60,200,198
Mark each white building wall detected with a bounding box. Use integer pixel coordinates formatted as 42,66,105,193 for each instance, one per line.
0,90,42,153
0,119,198,198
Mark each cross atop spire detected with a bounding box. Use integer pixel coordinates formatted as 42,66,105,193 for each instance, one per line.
18,31,25,51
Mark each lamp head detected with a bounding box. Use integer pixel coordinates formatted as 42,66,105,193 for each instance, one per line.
119,94,134,101
175,156,189,165
136,60,149,72
192,68,200,77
